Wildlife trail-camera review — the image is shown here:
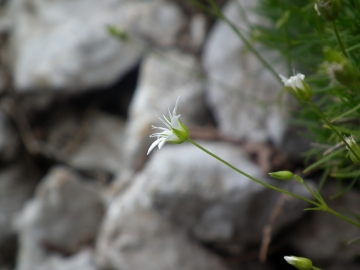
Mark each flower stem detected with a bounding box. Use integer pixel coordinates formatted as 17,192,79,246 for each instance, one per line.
279,2,292,76
332,20,348,58
187,138,360,229
187,138,319,206
206,0,281,84
294,175,320,202
325,207,360,229
308,101,360,163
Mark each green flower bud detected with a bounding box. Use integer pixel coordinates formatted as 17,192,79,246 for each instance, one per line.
323,48,358,87
269,171,294,181
315,0,340,21
284,256,313,270
279,73,313,102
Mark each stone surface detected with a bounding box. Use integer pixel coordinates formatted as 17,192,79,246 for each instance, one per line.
288,184,360,262
139,142,309,253
0,164,37,245
189,14,207,51
15,166,104,270
38,250,98,270
6,0,184,91
122,50,206,171
96,174,229,270
66,111,126,175
105,141,309,263
202,0,287,144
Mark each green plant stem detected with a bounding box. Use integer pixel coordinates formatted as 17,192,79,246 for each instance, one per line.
308,101,360,163
206,0,281,84
332,20,348,58
294,175,319,201
325,207,360,228
279,2,292,76
187,138,319,206
187,138,360,229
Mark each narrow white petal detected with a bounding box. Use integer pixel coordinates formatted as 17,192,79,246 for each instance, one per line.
284,256,295,264
152,126,168,131
158,116,171,129
297,73,305,80
163,115,172,126
173,96,181,116
279,74,289,86
314,3,321,16
158,138,167,149
171,115,181,130
147,139,161,155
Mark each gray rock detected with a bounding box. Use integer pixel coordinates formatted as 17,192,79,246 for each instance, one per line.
0,164,37,245
122,50,205,171
288,184,360,262
138,142,309,253
189,14,207,51
202,0,287,144
6,0,184,92
96,176,229,270
107,139,310,262
67,111,126,175
38,250,98,270
15,166,104,270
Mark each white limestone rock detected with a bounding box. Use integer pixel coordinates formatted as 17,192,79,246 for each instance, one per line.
203,0,287,144
6,0,184,92
15,166,104,270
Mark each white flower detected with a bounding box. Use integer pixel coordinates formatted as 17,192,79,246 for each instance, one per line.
279,73,305,90
279,73,312,102
147,96,189,155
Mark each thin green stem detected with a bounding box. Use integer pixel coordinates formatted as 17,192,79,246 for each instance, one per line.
325,207,360,228
187,138,360,229
279,2,292,76
187,138,319,206
294,175,320,202
332,20,348,58
308,101,360,163
206,0,281,83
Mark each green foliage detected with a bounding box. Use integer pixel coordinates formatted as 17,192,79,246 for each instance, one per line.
253,0,360,192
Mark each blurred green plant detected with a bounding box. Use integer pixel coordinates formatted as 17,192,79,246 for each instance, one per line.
184,0,360,266
253,0,360,193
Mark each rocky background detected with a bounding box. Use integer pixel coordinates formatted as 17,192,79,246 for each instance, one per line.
0,0,359,269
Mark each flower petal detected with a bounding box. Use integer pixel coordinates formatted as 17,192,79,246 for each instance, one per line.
173,96,181,116
170,115,181,130
158,138,168,149
147,139,161,155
